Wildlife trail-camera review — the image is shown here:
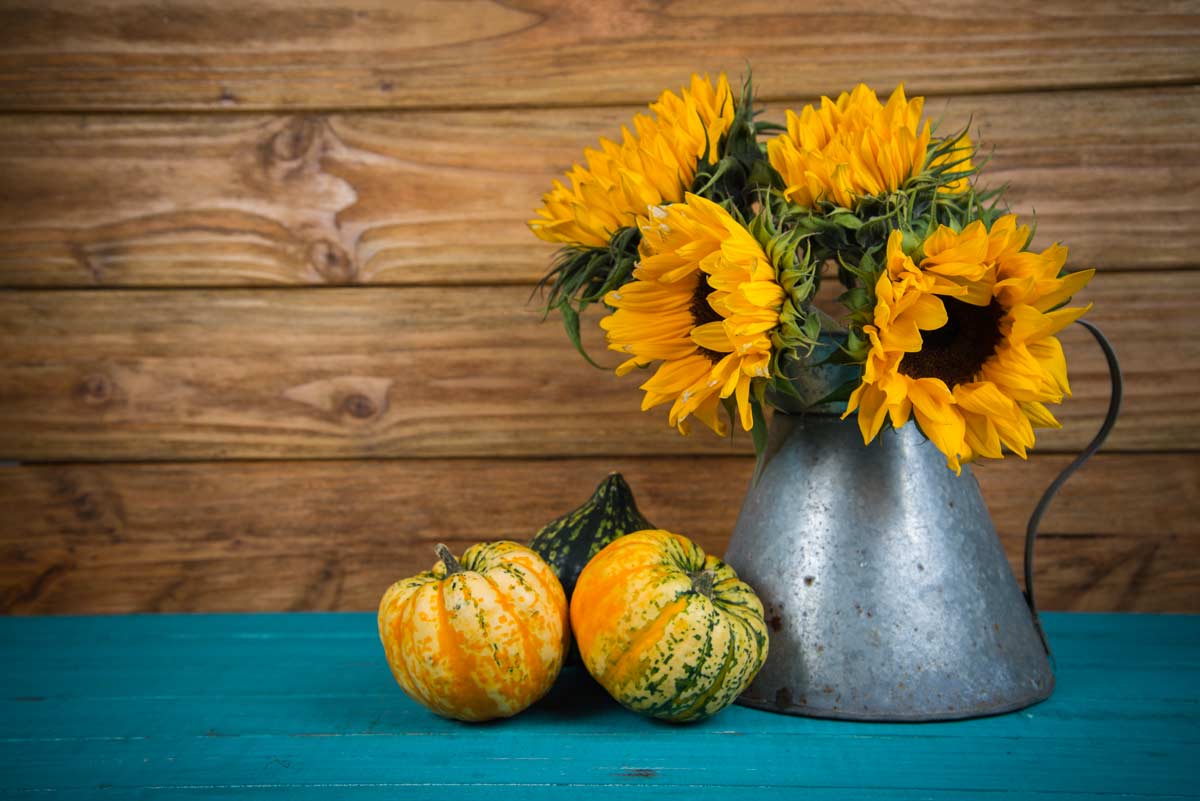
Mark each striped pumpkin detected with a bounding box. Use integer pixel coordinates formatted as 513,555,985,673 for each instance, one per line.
571,529,769,722
529,472,654,600
378,541,569,722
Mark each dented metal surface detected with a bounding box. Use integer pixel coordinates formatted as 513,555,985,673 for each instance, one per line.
725,413,1054,721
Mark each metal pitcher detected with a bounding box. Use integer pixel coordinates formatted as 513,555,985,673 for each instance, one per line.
724,321,1121,721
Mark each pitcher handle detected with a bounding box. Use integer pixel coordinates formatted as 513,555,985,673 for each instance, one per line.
1024,319,1123,655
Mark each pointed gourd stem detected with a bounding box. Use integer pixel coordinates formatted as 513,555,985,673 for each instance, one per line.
597,472,623,499
691,570,717,599
435,543,463,575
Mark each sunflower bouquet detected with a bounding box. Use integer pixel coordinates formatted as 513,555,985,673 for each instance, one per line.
530,74,1094,473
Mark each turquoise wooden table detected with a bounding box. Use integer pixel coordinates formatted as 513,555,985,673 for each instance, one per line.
2,612,1196,799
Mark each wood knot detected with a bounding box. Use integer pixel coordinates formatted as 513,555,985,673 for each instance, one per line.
268,117,317,163
76,373,113,406
282,376,391,422
72,492,100,522
341,393,376,419
309,239,355,283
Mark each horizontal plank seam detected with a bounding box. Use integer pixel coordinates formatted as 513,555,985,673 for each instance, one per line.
3,732,1196,745
1,450,1193,468
5,781,1200,793
0,79,1196,116
0,281,553,293
0,263,1192,294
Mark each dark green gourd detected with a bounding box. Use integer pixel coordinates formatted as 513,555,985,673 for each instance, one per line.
529,473,654,601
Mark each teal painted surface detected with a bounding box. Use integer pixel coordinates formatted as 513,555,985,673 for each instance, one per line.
1,613,1197,798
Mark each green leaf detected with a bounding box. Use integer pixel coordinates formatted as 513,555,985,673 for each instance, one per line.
749,393,771,484
839,286,870,311
747,158,783,191
827,211,864,230
559,304,604,369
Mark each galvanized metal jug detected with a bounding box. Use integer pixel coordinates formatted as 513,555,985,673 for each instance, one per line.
724,321,1120,721
725,413,1053,721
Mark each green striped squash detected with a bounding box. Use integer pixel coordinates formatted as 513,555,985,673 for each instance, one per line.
570,529,769,722
528,472,654,600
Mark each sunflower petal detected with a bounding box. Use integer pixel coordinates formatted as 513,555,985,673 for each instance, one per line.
690,322,733,353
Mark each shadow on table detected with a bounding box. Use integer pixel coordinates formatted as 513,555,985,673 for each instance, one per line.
526,666,619,722
303,661,626,735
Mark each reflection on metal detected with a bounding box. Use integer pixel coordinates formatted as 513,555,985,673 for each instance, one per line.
725,413,1054,721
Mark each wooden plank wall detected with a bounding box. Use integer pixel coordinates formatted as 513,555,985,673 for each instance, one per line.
0,1,1197,614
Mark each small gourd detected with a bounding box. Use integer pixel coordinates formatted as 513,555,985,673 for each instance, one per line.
378,541,569,722
529,472,654,600
570,529,769,722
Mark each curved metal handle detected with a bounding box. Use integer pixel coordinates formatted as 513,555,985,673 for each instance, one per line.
1023,319,1124,655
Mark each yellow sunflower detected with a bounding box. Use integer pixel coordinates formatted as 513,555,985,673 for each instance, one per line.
767,83,970,209
600,194,784,435
844,215,1095,472
529,74,736,249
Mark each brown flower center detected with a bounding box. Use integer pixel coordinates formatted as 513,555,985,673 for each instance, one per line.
899,297,1005,388
690,276,725,362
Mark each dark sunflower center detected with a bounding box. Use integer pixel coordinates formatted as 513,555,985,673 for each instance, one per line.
898,298,1005,388
690,278,724,362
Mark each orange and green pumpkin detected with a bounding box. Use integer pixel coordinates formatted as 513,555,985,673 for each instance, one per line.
378,541,569,722
571,529,769,722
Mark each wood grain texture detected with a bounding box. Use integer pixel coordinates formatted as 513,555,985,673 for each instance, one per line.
0,1,1195,621
1,614,1196,797
0,271,1177,461
1,453,1195,615
1,87,1197,288
4,614,1198,737
1,1,1198,111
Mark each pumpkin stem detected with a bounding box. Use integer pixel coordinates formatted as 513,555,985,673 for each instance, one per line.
435,543,464,575
691,570,717,599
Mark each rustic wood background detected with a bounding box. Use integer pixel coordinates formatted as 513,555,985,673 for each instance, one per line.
1,0,1197,614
